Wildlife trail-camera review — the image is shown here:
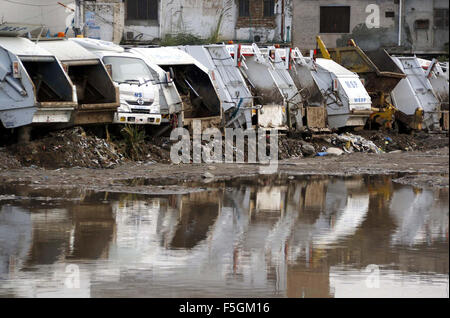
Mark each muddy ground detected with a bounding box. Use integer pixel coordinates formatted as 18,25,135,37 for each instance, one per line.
0,125,448,194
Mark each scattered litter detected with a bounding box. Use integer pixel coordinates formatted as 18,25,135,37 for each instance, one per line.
326,147,344,156
203,172,215,179
330,132,382,154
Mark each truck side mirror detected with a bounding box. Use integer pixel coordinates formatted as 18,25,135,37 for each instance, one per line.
105,64,113,78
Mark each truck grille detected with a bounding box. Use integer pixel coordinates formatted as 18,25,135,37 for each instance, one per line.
130,108,150,114
126,100,153,106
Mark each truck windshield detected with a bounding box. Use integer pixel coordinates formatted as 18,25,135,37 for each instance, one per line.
103,56,153,84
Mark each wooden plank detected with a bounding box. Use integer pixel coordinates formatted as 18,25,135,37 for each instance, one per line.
306,106,327,129
443,111,449,131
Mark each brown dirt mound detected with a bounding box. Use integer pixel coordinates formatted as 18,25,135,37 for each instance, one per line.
0,148,22,170
7,127,125,169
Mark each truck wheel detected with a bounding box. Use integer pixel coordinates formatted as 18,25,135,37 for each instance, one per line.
17,126,32,143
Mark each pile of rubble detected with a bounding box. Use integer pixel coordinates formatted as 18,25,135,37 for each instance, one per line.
0,148,22,170
7,127,125,169
278,132,383,158
327,132,382,154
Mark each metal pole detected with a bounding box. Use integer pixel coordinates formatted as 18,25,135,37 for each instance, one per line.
74,0,81,36
398,0,402,46
281,0,285,42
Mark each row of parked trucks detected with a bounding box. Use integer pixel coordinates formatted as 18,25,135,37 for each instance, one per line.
1,32,448,135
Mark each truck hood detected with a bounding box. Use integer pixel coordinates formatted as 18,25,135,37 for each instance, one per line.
118,82,157,111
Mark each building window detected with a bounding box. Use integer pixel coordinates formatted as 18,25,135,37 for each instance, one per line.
264,0,275,17
414,19,430,30
385,11,395,18
434,8,449,29
320,6,350,33
239,0,250,17
126,0,158,21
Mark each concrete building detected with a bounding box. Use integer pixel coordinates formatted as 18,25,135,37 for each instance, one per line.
82,0,292,44
1,1,447,56
292,0,449,56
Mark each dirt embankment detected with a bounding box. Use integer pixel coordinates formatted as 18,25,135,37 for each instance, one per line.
0,127,172,170
0,127,448,192
0,147,448,195
0,127,448,171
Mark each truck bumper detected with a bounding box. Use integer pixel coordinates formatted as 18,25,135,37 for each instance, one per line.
32,108,73,124
113,112,162,125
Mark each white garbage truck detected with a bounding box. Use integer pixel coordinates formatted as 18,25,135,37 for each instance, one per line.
37,38,120,125
227,44,301,130
0,36,77,129
71,38,182,127
284,48,373,129
417,58,449,130
179,44,255,129
130,47,222,129
390,56,443,131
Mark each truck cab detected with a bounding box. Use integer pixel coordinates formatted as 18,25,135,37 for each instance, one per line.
130,47,221,129
98,51,162,125
71,38,182,126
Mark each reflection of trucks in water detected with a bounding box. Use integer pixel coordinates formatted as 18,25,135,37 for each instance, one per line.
37,38,119,125
389,186,448,246
72,38,182,126
0,36,77,129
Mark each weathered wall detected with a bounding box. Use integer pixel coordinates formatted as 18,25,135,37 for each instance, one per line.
402,0,449,54
102,0,292,44
0,0,76,37
0,0,291,44
292,0,400,51
84,0,125,43
292,0,449,54
235,0,293,43
159,0,234,39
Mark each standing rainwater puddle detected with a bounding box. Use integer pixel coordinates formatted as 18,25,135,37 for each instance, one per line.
0,175,448,298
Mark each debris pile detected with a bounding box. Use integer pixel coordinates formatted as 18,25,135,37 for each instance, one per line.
7,127,125,169
0,148,22,170
329,133,382,154
278,138,304,159
141,137,172,163
355,130,449,152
